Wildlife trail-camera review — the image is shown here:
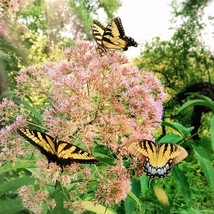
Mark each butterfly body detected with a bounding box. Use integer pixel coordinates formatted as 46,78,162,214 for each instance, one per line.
128,140,188,180
17,128,98,168
92,17,138,52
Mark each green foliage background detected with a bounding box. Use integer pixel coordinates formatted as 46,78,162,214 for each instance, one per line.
0,0,213,213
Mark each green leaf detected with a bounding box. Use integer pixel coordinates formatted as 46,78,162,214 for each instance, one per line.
82,201,117,214
192,145,214,192
162,121,193,137
125,179,142,214
0,197,24,214
210,115,214,151
191,94,214,107
0,176,35,197
125,195,135,214
94,145,115,165
140,174,148,194
173,167,192,207
177,99,214,114
52,181,70,214
0,160,36,175
159,134,182,144
13,97,43,123
126,191,142,214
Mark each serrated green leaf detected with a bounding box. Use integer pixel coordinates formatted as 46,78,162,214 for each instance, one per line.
192,145,214,192
125,196,135,214
94,145,115,165
173,167,192,207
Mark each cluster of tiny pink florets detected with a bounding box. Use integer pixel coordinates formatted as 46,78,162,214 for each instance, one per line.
0,41,166,210
16,41,166,147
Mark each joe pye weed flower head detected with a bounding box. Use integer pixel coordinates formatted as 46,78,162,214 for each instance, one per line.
0,41,166,212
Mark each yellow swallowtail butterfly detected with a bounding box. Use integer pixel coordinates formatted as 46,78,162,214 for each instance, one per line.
92,17,138,52
128,140,188,180
17,128,98,168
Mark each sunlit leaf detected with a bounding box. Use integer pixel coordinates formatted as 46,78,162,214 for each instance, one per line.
153,185,170,214
82,201,116,214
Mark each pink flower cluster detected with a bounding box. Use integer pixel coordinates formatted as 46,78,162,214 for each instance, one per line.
18,185,56,214
17,41,165,148
0,98,26,165
94,163,131,205
1,41,166,209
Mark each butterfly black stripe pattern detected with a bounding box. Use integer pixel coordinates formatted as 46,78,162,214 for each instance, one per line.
92,17,138,52
92,20,106,47
17,128,98,168
128,140,188,180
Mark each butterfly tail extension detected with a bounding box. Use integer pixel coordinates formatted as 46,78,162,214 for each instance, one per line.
123,36,138,49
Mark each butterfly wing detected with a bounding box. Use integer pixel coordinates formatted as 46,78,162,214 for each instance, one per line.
128,140,157,162
92,19,108,54
56,141,98,166
128,140,188,179
18,129,98,167
17,128,58,162
102,17,138,51
158,143,188,165
92,20,105,47
105,17,125,37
